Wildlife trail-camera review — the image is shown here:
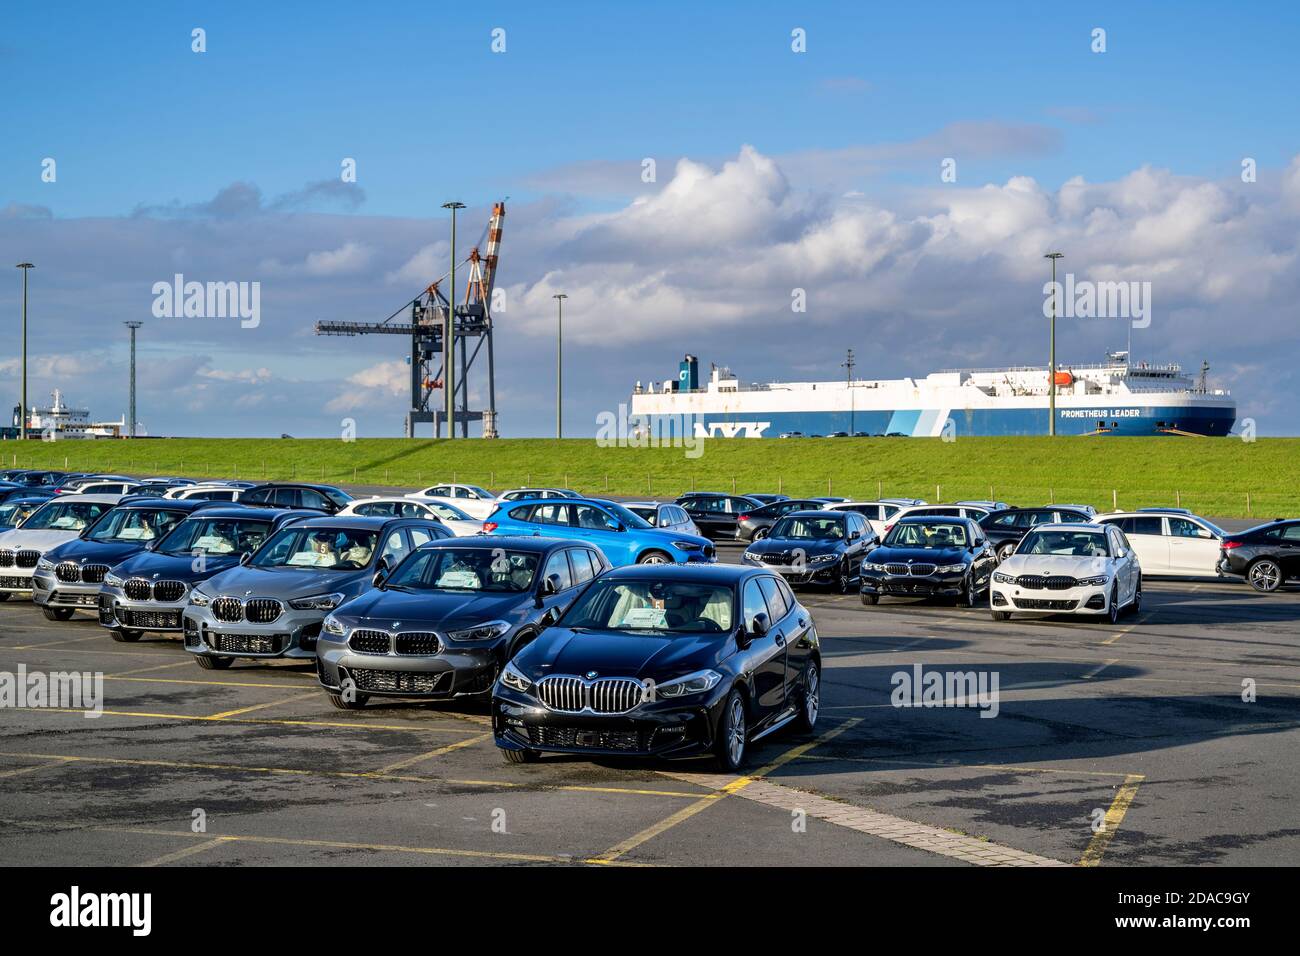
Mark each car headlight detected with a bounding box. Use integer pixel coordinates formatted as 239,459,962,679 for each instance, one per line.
500,661,532,693
36,557,54,572
653,669,722,700
446,620,511,642
864,562,887,572
992,571,1014,584
742,550,761,563
104,572,124,587
1078,575,1109,586
322,613,345,636
936,563,966,574
809,553,838,564
671,540,702,551
289,592,345,611
189,590,211,607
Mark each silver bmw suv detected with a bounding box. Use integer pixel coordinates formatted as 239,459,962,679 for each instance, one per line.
182,515,452,669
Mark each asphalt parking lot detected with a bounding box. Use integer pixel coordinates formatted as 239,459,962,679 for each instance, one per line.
2,541,1298,867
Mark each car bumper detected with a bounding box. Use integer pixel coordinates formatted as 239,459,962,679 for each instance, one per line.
182,605,325,659
98,585,189,632
742,558,842,584
0,566,36,595
989,581,1110,614
492,685,721,759
31,572,103,610
860,571,966,598
315,635,503,699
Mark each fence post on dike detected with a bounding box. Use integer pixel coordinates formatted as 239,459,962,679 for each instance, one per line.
1112,489,1118,510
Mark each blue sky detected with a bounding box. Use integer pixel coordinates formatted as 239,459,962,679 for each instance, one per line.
2,1,1298,435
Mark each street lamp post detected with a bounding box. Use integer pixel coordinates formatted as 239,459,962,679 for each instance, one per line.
124,321,142,438
15,263,33,440
441,201,465,439
1044,252,1064,437
553,294,567,439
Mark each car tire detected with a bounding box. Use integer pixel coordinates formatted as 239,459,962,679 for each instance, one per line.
195,655,234,670
860,593,878,606
1130,576,1142,615
109,628,143,643
836,560,852,594
1247,559,1283,593
963,577,981,608
637,550,673,565
42,607,75,622
991,610,1011,621
996,542,1017,563
1106,583,1121,624
794,662,819,734
502,747,539,764
327,691,369,710
714,688,748,772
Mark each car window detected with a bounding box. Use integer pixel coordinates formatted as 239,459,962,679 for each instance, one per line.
272,488,299,508
1128,516,1163,535
881,505,900,519
574,504,619,531
1020,529,1110,557
429,486,452,497
542,550,574,590
742,579,768,631
885,521,968,548
381,530,409,565
757,575,789,621
533,503,573,526
356,502,386,517
1167,517,1204,538
508,505,534,522
300,490,330,510
409,527,435,548
569,548,595,584
1056,510,1089,523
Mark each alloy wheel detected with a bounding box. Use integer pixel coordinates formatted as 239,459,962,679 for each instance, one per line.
1249,560,1282,592
727,696,746,766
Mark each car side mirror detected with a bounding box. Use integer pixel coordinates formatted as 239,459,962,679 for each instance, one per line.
749,611,770,640
1197,529,1213,539
540,573,561,596
849,530,860,541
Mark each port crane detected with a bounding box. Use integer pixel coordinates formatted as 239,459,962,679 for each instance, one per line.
315,201,505,438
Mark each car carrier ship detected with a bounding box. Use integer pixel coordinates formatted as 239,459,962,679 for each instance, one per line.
629,353,1236,438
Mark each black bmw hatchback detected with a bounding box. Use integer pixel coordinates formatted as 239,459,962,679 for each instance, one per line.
493,564,820,771
859,516,996,606
740,509,875,592
1218,519,1300,592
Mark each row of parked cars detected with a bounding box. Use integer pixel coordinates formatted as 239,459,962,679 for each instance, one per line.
0,472,817,769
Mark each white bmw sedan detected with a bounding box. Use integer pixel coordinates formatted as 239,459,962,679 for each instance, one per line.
990,523,1141,624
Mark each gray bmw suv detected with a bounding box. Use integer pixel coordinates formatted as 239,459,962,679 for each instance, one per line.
182,515,452,669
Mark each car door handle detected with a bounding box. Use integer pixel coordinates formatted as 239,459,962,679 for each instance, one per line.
774,633,786,647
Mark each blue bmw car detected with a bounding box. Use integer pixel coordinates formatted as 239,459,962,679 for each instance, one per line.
482,497,715,566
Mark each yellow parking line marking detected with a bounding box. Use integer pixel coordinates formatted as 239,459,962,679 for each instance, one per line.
795,752,1140,779
1079,773,1144,866
136,836,233,867
365,734,494,774
0,756,77,779
587,717,863,864
5,706,481,734
105,661,195,678
1100,612,1150,646
102,675,312,689
9,634,107,650
205,691,322,720
1081,658,1119,679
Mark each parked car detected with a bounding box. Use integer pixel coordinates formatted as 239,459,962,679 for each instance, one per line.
742,509,875,592
65,479,141,496
406,483,499,520
161,483,244,502
742,493,789,505
494,488,580,502
990,523,1141,624
1217,519,1300,593
623,501,701,536
0,495,122,601
340,496,481,536
316,536,610,709
1096,510,1226,577
493,563,820,770
882,503,995,537
99,507,304,642
859,516,995,606
820,500,918,539
0,484,54,505
32,499,213,620
182,515,452,668
979,506,1096,562
238,482,353,514
484,497,715,566
675,493,764,540
0,494,55,530
735,498,835,543
955,499,1011,512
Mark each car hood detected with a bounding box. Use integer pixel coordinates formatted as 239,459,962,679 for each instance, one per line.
338,587,526,628
998,554,1111,576
866,545,969,564
44,538,152,567
0,528,84,553
199,564,369,600
519,627,729,680
110,549,245,582
749,537,844,556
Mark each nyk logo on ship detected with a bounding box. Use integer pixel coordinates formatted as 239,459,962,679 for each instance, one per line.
693,421,770,438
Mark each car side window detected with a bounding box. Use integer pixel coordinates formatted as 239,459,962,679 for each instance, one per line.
742,579,768,631
1128,516,1162,535
429,486,451,497
300,490,329,510
381,530,409,566
542,550,574,590
757,575,789,621
1167,517,1201,538
273,488,300,508
1056,510,1088,524
409,527,434,548
569,548,595,584
533,503,573,526
508,505,533,521
574,504,618,531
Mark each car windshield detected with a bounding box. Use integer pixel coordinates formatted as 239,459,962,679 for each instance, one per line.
20,500,113,532
0,501,41,528
769,515,845,541
386,547,540,592
426,502,471,521
86,508,185,543
1019,530,1110,557
598,502,653,530
159,517,275,555
323,489,352,508
253,527,379,570
563,579,734,633
885,521,968,548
